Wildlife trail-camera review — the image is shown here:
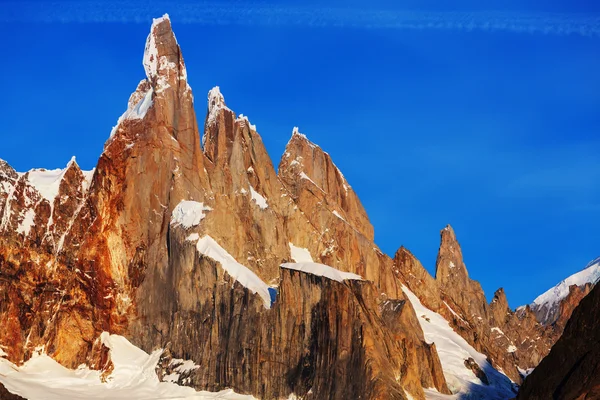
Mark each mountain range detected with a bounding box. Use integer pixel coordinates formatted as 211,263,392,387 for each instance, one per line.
0,15,598,400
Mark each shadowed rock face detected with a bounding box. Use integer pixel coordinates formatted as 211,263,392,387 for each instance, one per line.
517,282,600,400
0,383,26,400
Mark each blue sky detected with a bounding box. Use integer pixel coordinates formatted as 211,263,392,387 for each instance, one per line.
1,0,598,307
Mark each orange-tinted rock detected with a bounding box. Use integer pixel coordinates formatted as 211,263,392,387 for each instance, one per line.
279,129,374,241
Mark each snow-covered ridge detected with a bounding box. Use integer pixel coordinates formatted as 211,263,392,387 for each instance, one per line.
0,332,255,400
401,285,516,399
281,262,362,282
192,235,272,308
532,257,600,312
170,200,212,229
1,158,93,236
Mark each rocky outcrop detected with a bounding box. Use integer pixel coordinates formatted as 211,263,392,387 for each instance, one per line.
516,282,600,400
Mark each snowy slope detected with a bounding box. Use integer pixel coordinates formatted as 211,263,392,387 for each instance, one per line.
193,235,272,308
281,262,362,282
401,286,517,400
530,257,600,324
0,333,255,400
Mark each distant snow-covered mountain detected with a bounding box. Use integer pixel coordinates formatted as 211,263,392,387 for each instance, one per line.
529,257,600,325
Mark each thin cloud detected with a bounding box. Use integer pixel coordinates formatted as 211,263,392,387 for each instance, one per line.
2,1,600,37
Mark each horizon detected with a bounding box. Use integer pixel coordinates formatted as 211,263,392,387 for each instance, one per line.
1,1,598,308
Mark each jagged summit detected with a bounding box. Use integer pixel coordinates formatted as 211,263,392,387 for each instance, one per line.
290,126,312,142
143,14,177,81
206,86,229,127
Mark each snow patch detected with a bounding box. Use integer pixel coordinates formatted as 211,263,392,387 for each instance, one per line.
170,201,212,229
109,87,154,137
298,171,324,192
186,233,200,242
281,262,362,282
491,327,506,336
194,235,272,308
289,243,314,263
332,210,346,221
0,332,255,400
129,88,154,119
16,208,36,236
163,358,200,383
517,367,534,378
27,168,67,203
236,114,257,131
443,301,467,324
249,186,268,210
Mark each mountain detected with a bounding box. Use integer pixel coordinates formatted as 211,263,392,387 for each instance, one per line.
0,14,595,400
516,280,600,400
528,257,600,325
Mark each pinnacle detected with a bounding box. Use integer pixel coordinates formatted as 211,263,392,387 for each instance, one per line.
208,86,226,110
441,224,457,241
142,14,185,89
287,126,318,150
205,86,231,129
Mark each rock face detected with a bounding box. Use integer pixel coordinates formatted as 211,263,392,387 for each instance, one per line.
516,282,600,400
0,13,595,400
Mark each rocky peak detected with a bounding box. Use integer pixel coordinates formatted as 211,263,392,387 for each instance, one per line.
202,86,235,163
142,14,188,93
491,288,509,310
434,224,489,321
279,127,374,241
489,288,510,326
435,224,469,287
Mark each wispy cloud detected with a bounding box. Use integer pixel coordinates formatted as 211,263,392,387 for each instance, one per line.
2,1,600,37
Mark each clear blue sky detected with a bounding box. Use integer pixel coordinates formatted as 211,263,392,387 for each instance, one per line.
1,1,598,308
